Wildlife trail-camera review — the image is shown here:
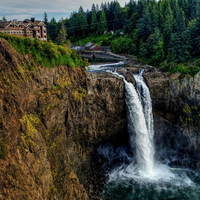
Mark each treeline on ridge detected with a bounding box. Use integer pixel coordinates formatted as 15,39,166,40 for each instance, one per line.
46,0,200,74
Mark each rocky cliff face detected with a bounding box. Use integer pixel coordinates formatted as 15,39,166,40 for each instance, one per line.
143,68,200,170
0,39,126,200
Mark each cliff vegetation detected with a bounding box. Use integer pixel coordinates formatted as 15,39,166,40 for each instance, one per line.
0,33,89,69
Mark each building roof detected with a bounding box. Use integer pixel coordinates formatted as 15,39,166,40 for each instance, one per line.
24,19,45,26
90,45,96,50
0,18,46,30
85,42,93,47
0,21,12,28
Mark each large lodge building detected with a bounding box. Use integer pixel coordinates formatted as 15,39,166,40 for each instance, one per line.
0,18,47,41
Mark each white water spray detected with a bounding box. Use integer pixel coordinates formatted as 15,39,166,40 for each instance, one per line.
110,70,176,181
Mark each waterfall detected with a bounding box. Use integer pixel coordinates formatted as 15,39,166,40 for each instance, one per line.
125,72,154,176
101,69,198,199
110,70,175,181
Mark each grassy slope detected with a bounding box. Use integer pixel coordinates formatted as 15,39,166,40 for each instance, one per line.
0,33,89,69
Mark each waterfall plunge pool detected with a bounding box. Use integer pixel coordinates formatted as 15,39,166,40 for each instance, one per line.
103,168,200,200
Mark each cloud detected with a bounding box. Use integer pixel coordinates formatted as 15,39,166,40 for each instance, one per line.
1,0,127,21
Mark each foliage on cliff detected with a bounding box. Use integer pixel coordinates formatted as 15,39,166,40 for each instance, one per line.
0,33,89,69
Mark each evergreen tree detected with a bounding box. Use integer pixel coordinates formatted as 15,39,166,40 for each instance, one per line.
148,1,158,29
163,3,174,47
123,13,137,34
167,7,191,63
170,0,180,20
91,4,96,13
69,12,78,37
98,9,107,34
136,0,144,19
113,1,122,30
57,20,67,45
187,0,199,21
127,0,137,18
137,7,154,42
2,16,7,22
77,6,88,36
174,7,186,32
151,28,165,64
47,17,59,42
96,4,99,12
91,11,98,33
86,9,92,25
188,17,200,55
50,17,56,23
43,12,48,25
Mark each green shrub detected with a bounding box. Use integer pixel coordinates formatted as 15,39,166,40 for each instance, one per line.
170,63,200,77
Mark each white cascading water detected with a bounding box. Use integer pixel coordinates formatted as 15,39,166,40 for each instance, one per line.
129,70,155,176
109,70,177,182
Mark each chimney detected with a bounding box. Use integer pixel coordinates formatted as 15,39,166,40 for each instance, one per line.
31,18,35,23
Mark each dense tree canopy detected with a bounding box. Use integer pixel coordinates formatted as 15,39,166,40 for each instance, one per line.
46,0,200,66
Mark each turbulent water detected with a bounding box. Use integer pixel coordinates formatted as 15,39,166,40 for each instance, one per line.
86,61,124,72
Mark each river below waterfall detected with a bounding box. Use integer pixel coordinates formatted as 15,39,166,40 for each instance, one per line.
87,63,200,200
103,170,200,200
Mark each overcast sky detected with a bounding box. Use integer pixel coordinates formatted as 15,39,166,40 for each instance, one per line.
1,0,127,22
